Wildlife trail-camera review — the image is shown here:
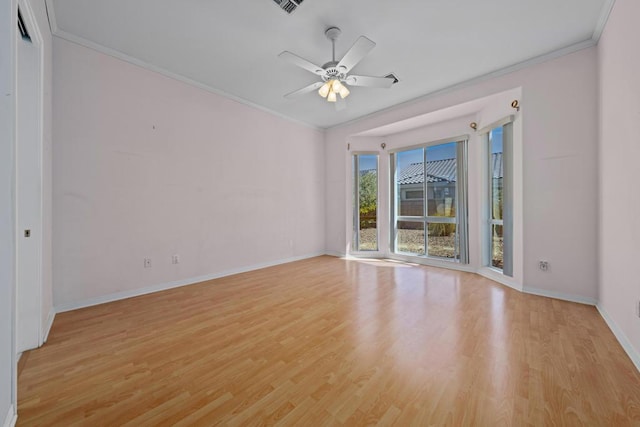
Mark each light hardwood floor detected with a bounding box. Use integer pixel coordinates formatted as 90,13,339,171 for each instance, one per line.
18,256,640,426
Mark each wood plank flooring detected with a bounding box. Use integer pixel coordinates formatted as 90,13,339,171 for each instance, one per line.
18,256,640,426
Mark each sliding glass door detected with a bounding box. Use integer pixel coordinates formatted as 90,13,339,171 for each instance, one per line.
391,139,468,263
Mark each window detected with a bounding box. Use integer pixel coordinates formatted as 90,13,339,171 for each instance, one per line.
391,139,468,262
486,120,513,275
352,154,378,251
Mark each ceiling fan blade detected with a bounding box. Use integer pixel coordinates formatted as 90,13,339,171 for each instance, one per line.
335,96,347,112
284,81,324,99
336,36,376,73
279,51,326,76
345,75,394,88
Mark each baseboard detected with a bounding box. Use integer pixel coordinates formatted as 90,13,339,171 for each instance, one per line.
55,252,326,313
477,267,523,291
47,251,639,379
42,309,55,343
332,255,597,308
523,286,597,306
597,304,640,373
3,405,16,427
324,251,346,258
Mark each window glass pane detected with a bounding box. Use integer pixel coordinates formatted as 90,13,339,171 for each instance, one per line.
490,128,503,221
396,148,424,217
491,224,504,269
357,155,378,251
396,221,424,255
427,222,457,259
426,142,457,218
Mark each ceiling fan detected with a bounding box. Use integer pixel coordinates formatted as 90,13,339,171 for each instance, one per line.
279,27,395,111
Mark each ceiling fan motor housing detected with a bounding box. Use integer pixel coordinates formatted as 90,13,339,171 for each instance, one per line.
321,62,346,82
322,27,349,81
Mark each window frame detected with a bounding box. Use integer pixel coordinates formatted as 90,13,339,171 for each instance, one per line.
351,152,380,253
480,117,514,276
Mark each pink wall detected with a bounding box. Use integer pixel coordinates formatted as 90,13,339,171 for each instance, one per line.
598,0,640,368
53,38,326,310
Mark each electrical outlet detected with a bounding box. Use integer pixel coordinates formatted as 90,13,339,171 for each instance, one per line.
144,258,152,268
172,254,180,265
539,260,549,271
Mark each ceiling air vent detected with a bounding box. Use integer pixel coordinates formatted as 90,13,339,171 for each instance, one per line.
272,0,304,14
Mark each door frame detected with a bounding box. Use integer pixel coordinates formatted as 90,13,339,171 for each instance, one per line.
15,0,45,351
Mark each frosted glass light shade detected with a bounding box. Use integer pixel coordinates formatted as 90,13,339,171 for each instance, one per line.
339,85,350,98
318,81,331,98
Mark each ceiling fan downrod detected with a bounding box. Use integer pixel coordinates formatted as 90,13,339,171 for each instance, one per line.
325,27,341,63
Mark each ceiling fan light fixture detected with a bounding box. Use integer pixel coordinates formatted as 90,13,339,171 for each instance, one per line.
327,91,337,102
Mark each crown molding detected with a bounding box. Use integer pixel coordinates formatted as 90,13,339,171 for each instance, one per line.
592,0,616,42
329,38,596,131
45,0,610,132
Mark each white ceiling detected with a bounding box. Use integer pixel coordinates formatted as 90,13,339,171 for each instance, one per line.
48,0,611,129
